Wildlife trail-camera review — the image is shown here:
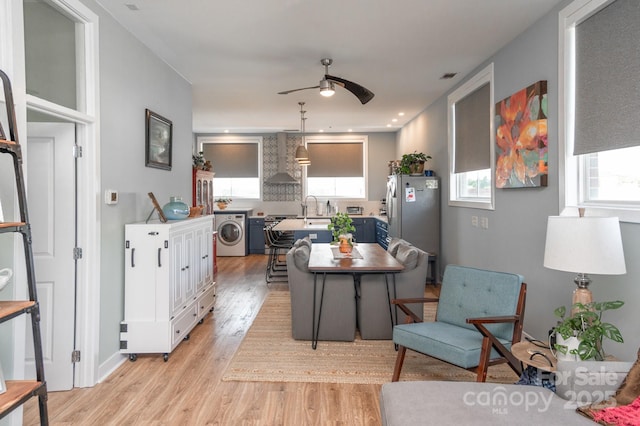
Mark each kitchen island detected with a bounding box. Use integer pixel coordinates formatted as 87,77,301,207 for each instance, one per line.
272,218,334,243
272,216,386,244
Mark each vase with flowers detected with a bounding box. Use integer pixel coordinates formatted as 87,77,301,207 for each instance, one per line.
327,212,356,253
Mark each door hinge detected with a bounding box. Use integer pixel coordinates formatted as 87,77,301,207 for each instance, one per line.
73,145,83,158
71,350,81,363
73,247,83,260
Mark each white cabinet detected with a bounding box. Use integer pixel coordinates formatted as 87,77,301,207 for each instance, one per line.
120,215,216,361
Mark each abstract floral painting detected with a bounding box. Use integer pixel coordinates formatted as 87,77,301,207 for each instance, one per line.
495,80,548,188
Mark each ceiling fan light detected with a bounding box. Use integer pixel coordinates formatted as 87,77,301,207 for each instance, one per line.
319,79,335,97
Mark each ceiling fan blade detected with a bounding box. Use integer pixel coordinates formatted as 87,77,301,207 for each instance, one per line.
278,85,320,95
325,74,375,104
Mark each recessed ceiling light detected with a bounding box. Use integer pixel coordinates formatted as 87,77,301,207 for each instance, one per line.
125,4,139,11
392,118,398,122
386,124,392,128
440,72,457,80
319,129,324,133
348,129,353,132
224,129,229,133
398,112,405,116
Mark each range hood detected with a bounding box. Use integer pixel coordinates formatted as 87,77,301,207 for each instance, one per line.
266,132,298,184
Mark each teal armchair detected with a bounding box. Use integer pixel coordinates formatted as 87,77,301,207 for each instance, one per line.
391,265,526,382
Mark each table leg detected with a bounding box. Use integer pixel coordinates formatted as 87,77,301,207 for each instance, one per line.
385,273,398,332
312,272,327,349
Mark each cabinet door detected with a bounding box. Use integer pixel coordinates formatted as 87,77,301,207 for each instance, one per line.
352,218,375,243
195,223,212,291
183,229,195,301
125,226,167,321
249,218,265,254
170,232,185,315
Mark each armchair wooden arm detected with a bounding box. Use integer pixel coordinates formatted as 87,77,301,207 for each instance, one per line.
466,315,519,325
467,314,524,380
391,297,439,324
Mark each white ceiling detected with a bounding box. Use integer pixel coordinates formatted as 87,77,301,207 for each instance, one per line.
97,0,564,134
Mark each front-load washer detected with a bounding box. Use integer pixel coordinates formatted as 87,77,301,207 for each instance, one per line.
216,213,247,256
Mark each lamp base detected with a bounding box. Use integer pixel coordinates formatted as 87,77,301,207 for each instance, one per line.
571,272,593,316
572,287,593,315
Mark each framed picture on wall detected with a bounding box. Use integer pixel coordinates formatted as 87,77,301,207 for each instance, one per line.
145,109,173,170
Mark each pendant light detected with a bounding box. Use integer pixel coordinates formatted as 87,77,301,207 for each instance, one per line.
295,101,310,165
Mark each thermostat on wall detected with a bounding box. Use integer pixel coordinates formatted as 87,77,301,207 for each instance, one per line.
105,189,118,205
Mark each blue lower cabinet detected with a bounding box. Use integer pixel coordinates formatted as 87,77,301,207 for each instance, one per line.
375,219,389,249
249,218,265,254
352,218,376,243
293,230,333,243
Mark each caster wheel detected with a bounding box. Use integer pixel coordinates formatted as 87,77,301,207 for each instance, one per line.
163,353,169,362
198,319,204,325
184,334,190,341
129,354,138,362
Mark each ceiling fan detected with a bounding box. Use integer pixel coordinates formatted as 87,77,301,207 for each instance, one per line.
278,58,375,105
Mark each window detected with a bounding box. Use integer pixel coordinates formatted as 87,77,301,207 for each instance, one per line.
559,0,640,222
305,135,367,198
447,63,495,209
198,136,262,199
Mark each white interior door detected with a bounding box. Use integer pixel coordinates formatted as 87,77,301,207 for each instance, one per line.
25,122,76,391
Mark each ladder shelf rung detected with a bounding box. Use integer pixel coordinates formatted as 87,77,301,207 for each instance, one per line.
0,301,37,323
0,381,46,420
0,222,27,232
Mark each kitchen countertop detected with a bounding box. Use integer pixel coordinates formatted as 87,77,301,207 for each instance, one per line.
272,216,387,231
250,214,387,222
272,218,332,231
213,207,254,214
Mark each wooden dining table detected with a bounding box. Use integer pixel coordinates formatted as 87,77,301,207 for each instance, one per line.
307,243,404,349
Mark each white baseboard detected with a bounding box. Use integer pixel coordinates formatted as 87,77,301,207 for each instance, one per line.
98,351,127,383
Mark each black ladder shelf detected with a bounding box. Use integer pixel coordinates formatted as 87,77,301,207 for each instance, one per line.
0,69,49,424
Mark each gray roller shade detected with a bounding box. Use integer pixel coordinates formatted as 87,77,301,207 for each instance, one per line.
574,0,640,155
202,143,259,178
307,142,363,177
454,83,490,173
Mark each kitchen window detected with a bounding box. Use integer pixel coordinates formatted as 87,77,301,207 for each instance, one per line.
447,63,495,210
198,136,262,199
559,0,640,222
304,135,367,198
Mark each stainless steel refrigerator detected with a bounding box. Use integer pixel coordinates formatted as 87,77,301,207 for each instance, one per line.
386,174,440,256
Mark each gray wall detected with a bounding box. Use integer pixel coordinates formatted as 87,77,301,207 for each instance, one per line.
397,0,640,361
81,0,193,365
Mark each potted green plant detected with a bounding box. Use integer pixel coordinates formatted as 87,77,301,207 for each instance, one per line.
327,212,356,253
553,300,624,361
193,151,206,169
398,151,432,175
215,198,232,210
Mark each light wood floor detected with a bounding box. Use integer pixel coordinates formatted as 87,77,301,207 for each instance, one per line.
23,254,383,425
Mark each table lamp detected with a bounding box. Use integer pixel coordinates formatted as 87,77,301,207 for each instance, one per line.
543,212,626,314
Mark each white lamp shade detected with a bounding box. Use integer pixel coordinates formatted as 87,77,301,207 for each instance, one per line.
543,216,626,275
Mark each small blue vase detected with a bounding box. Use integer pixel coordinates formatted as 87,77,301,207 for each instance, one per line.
162,196,190,220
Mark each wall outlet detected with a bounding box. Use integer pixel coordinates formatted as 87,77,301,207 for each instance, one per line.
480,217,489,229
309,233,317,240
471,216,478,227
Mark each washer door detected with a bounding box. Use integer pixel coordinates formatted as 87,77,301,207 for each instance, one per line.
217,220,243,246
